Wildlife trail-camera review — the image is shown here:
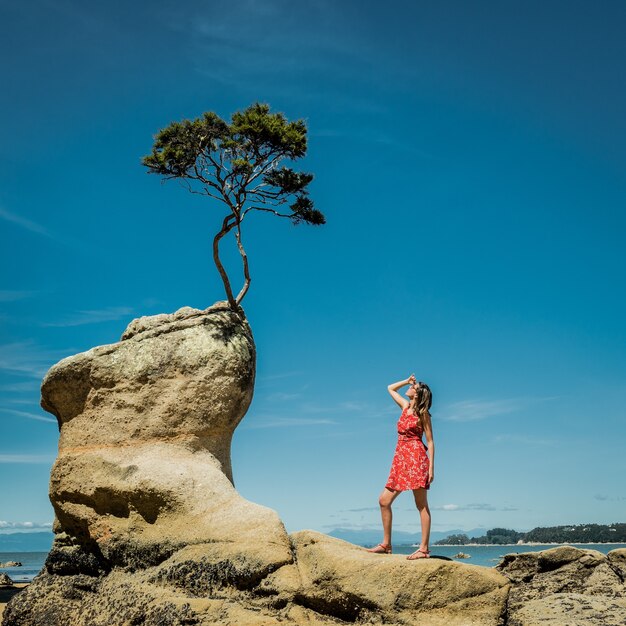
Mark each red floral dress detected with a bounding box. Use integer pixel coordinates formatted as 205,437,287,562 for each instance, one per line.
385,407,430,491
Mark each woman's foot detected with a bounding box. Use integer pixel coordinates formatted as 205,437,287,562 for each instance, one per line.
407,548,430,560
366,543,392,554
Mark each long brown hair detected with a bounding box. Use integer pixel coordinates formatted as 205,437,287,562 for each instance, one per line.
411,381,432,424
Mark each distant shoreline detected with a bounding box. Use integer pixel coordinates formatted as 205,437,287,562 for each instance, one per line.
431,542,626,547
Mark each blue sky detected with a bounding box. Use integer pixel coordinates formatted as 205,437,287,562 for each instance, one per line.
1,1,625,538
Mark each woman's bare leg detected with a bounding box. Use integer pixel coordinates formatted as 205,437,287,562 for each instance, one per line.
412,488,431,550
379,487,401,545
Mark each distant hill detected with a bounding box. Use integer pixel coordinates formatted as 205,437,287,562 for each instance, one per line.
0,531,54,552
523,523,626,544
435,523,626,545
327,527,489,546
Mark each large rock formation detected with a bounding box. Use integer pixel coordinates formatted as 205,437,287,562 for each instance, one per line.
3,303,295,624
37,302,289,572
3,303,622,625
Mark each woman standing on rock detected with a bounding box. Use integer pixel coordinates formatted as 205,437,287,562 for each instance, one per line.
367,374,434,560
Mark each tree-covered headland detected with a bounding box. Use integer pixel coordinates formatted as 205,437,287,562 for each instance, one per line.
435,523,626,545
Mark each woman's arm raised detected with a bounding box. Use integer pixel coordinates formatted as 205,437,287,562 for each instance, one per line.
387,375,413,409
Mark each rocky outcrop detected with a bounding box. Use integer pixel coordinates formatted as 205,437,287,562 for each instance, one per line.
3,303,622,625
5,531,510,625
3,303,295,625
0,575,13,588
496,546,626,625
41,302,291,569
281,531,509,624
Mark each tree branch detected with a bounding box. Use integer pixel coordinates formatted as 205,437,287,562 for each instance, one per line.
179,178,228,204
245,152,283,187
242,206,294,220
193,161,222,192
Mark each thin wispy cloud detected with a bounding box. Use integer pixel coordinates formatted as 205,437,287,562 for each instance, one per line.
186,2,358,80
41,306,134,327
255,371,303,385
491,434,555,446
250,398,390,421
594,494,626,501
264,392,302,402
0,206,52,238
0,290,38,302
39,0,108,31
320,523,380,530
435,503,494,511
295,400,392,419
0,455,55,464
433,503,518,512
0,340,73,378
243,416,337,429
1,408,57,424
160,0,393,108
439,398,524,422
0,381,39,392
312,128,438,160
340,507,380,513
0,520,53,528
338,401,371,411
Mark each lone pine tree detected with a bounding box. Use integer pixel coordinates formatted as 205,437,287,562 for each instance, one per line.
141,102,325,311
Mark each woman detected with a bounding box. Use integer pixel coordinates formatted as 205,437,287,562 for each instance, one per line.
366,374,435,559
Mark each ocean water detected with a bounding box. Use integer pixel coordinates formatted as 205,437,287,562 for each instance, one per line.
388,543,626,567
3,543,626,581
0,552,48,583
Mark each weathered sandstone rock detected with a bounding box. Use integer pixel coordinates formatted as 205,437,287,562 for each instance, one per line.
0,574,13,587
41,302,291,569
3,303,295,625
496,545,626,625
608,547,626,580
282,530,510,625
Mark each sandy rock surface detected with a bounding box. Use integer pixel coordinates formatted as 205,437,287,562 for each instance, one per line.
3,535,511,626
496,545,626,625
284,530,510,625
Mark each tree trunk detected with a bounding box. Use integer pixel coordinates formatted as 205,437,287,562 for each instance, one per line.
213,215,237,310
235,221,251,305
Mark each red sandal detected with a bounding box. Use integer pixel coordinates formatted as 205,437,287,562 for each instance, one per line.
407,548,430,560
366,543,392,554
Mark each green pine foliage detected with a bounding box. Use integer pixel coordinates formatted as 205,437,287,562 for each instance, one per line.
523,523,626,543
141,103,324,227
439,534,470,545
469,528,525,545
435,523,626,545
141,102,325,309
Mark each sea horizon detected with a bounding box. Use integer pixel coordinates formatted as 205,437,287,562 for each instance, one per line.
427,541,626,547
